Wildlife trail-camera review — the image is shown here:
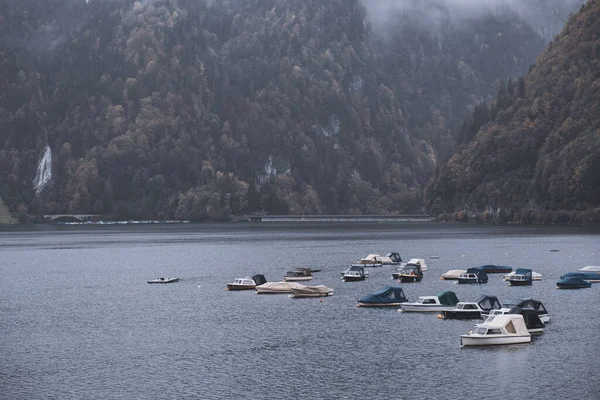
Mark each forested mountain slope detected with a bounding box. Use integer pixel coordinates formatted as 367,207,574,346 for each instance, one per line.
0,0,580,221
428,1,600,224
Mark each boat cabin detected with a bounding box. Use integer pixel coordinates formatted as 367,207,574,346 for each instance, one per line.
343,266,367,281
457,267,488,284
385,252,403,264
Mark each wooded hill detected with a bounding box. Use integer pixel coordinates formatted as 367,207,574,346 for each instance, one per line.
428,0,600,224
0,0,581,221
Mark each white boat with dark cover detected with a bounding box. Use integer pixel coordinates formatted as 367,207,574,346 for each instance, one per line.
289,285,334,298
460,314,531,347
441,295,502,320
503,270,542,281
342,266,368,282
399,290,459,312
484,307,545,333
496,298,550,323
227,274,267,291
147,277,179,284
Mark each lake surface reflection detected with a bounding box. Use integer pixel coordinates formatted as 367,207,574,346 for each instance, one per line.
1,223,599,399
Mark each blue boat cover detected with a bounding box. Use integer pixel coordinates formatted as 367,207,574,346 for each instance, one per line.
436,290,459,306
557,277,592,288
561,272,600,280
252,274,267,285
477,265,513,273
504,298,548,314
468,267,489,283
359,286,408,304
476,295,502,311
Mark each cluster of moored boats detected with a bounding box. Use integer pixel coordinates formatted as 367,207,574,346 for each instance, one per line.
151,252,598,346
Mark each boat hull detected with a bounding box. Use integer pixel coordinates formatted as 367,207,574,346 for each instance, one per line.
398,275,422,283
147,278,179,284
556,283,591,289
456,278,485,284
357,302,405,307
400,305,455,312
460,335,531,347
290,292,333,298
509,280,532,286
227,284,256,291
442,310,482,320
283,276,313,282
343,276,365,282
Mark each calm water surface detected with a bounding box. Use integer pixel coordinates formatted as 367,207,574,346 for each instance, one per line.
1,223,599,399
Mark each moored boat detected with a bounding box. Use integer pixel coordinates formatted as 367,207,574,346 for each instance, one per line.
578,266,600,272
501,298,550,323
457,267,488,284
147,277,179,284
559,271,600,283
440,270,466,280
476,265,513,274
503,271,542,281
226,274,267,291
351,254,384,268
508,268,533,286
283,267,313,282
483,307,545,334
402,258,428,272
556,276,592,289
399,290,459,312
289,285,334,298
441,295,501,320
393,263,423,282
357,286,408,307
255,281,305,294
460,314,531,347
342,266,367,282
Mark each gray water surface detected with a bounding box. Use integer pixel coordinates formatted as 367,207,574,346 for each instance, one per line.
1,223,599,399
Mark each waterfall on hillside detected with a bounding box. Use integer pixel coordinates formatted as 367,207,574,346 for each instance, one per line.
33,145,52,195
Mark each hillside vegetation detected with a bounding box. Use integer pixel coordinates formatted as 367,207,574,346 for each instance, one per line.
429,1,600,224
0,0,580,221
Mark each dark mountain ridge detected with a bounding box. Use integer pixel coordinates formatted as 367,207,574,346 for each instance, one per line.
0,0,582,221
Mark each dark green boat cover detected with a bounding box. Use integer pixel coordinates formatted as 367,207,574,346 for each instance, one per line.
436,290,459,306
359,286,408,304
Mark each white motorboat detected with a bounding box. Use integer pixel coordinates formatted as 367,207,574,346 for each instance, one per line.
482,308,545,334
440,270,466,280
226,274,266,291
399,290,459,312
147,277,179,284
503,271,542,281
255,281,305,294
460,314,531,347
441,295,502,320
289,285,334,298
283,267,313,282
578,266,600,272
351,254,384,268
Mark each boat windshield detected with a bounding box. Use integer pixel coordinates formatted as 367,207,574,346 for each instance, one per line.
475,327,487,335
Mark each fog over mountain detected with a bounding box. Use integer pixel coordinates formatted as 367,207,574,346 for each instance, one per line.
361,0,585,40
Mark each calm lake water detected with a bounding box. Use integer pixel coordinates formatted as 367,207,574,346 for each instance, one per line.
1,223,599,399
